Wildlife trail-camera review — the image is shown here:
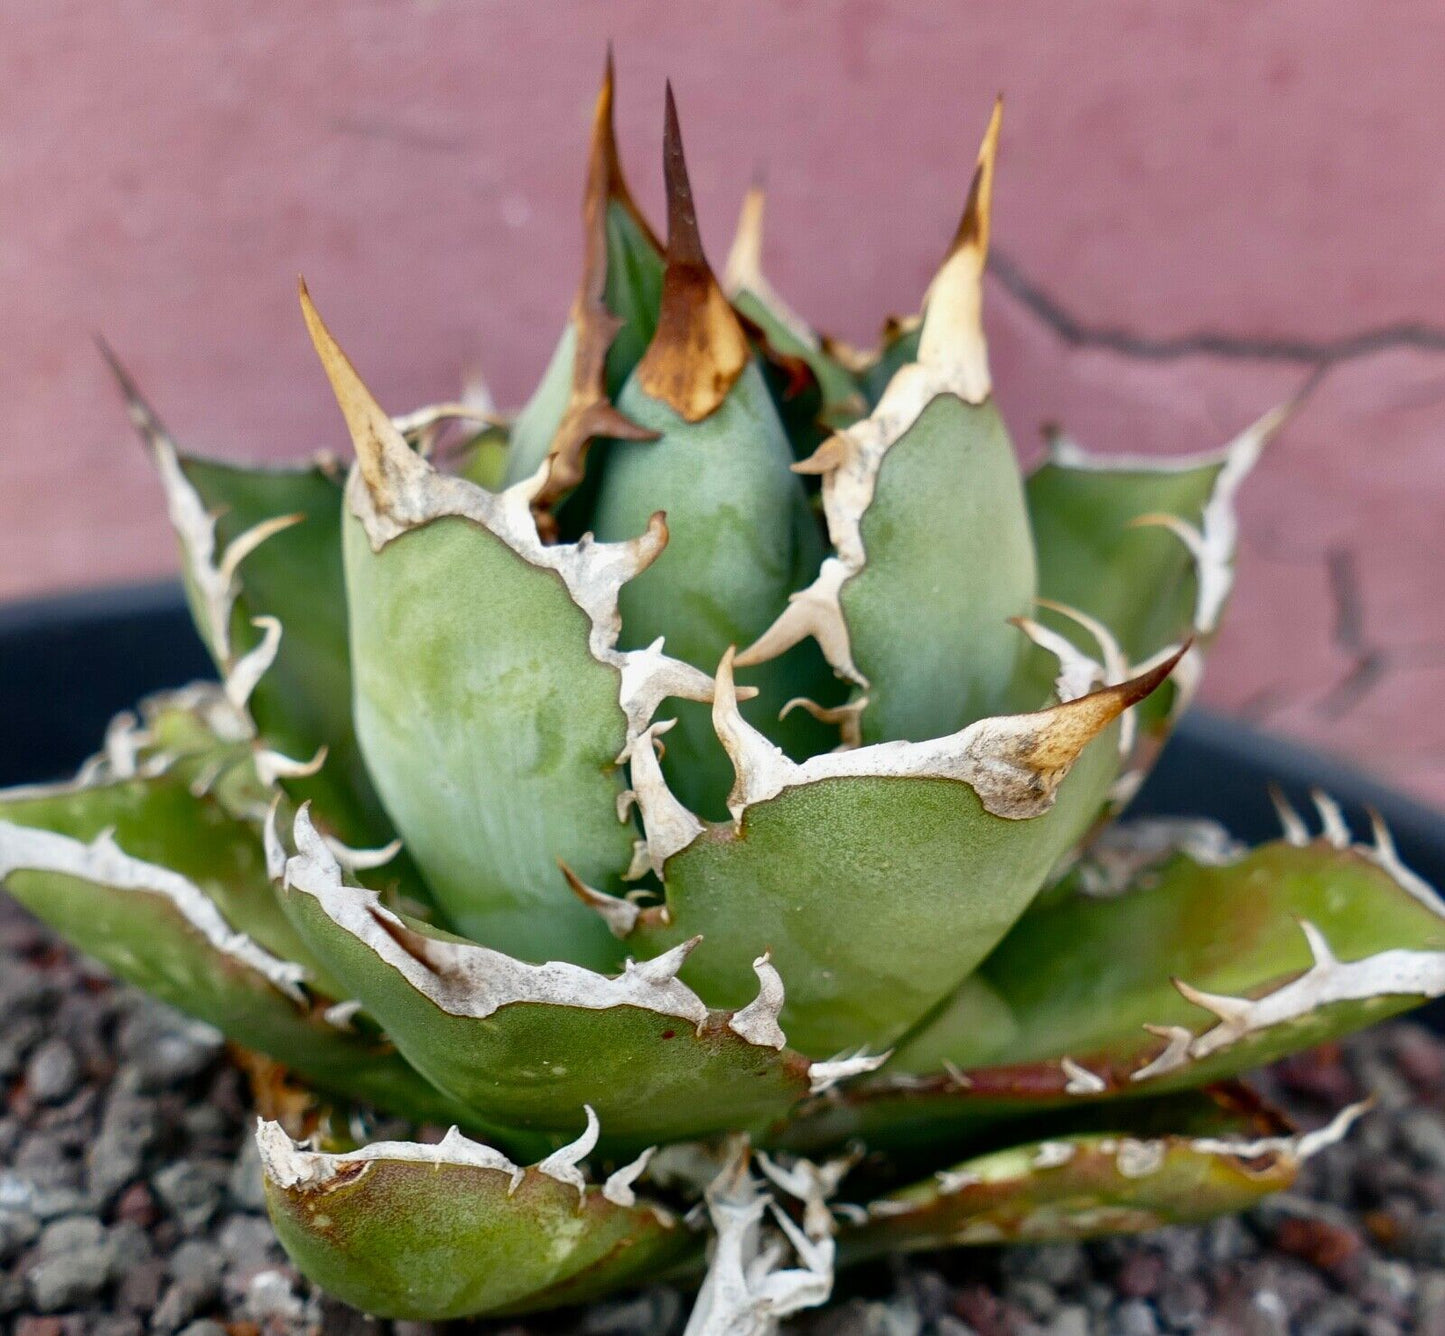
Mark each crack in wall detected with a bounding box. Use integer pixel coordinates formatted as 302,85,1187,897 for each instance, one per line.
990,249,1445,366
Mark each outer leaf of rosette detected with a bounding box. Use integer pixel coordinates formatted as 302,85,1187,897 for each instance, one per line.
589,91,840,817
966,824,1445,1090
784,820,1445,1154
260,1125,695,1321
176,456,397,850
1019,408,1285,734
278,818,815,1150
632,653,1179,1058
0,780,471,1129
1026,448,1220,663
836,1094,1344,1258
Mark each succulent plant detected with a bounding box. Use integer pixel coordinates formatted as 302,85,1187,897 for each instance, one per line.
5,61,1445,1332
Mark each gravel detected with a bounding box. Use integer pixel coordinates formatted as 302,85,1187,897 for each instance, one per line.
5,894,1445,1334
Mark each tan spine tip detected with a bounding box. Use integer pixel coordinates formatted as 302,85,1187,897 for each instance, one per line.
634,83,750,422
298,279,415,504
951,95,1003,263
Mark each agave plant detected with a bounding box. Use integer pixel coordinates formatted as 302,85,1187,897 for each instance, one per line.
5,62,1445,1332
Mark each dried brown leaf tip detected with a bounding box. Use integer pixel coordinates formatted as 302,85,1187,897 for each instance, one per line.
1024,643,1188,779
533,51,660,526
635,84,750,422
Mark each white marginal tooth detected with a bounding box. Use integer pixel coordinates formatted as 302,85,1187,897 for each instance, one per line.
728,952,788,1050
1130,1024,1196,1083
779,695,868,752
622,838,651,884
262,796,287,883
808,1049,890,1095
218,513,305,585
602,1146,656,1208
536,1105,600,1202
561,864,641,938
627,722,705,874
1310,789,1351,849
325,836,403,873
1174,979,1254,1032
625,936,700,986
1012,615,1104,704
254,745,328,788
1298,919,1339,968
712,648,802,822
225,617,283,714
1362,809,1445,914
1270,786,1311,846
735,559,865,687
1060,1057,1106,1095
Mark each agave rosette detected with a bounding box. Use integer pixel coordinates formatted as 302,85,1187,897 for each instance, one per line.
3,63,1443,1332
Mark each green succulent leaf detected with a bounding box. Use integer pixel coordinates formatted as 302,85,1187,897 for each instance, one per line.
0,783,466,1127
628,653,1176,1057
781,812,1445,1153
259,1118,694,1321
838,393,1036,741
176,456,397,849
838,1099,1356,1258
300,283,721,971
279,810,827,1150
594,360,836,816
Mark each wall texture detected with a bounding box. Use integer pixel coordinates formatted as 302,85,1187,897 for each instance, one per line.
3,2,1443,801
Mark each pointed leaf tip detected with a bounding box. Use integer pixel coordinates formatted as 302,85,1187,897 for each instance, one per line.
951,95,1003,262
298,279,420,510
634,84,749,422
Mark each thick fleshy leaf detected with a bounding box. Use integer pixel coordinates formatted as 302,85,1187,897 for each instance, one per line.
838,393,1036,741
780,813,1445,1151
0,793,466,1128
278,816,822,1149
626,653,1177,1058
837,1102,1359,1258
590,92,838,815
341,507,635,966
177,456,396,848
300,284,717,969
1021,408,1287,783
595,362,836,815
737,103,1036,746
259,1120,694,1320
971,814,1445,1091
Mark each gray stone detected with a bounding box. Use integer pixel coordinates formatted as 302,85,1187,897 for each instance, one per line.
151,1277,217,1334
25,1038,80,1105
169,1239,224,1289
36,1214,105,1257
26,1243,112,1311
176,1323,229,1336
1044,1305,1090,1336
216,1213,279,1273
1399,1108,1445,1171
0,1207,41,1263
1113,1299,1159,1336
151,1161,226,1234
117,1007,220,1091
226,1135,266,1211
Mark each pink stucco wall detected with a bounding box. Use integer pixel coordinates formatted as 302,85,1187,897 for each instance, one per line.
4,2,1444,802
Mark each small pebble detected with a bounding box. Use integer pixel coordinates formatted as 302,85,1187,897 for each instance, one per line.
24,1040,80,1106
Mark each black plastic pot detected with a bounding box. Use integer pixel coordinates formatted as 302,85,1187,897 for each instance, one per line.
5,579,1445,906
